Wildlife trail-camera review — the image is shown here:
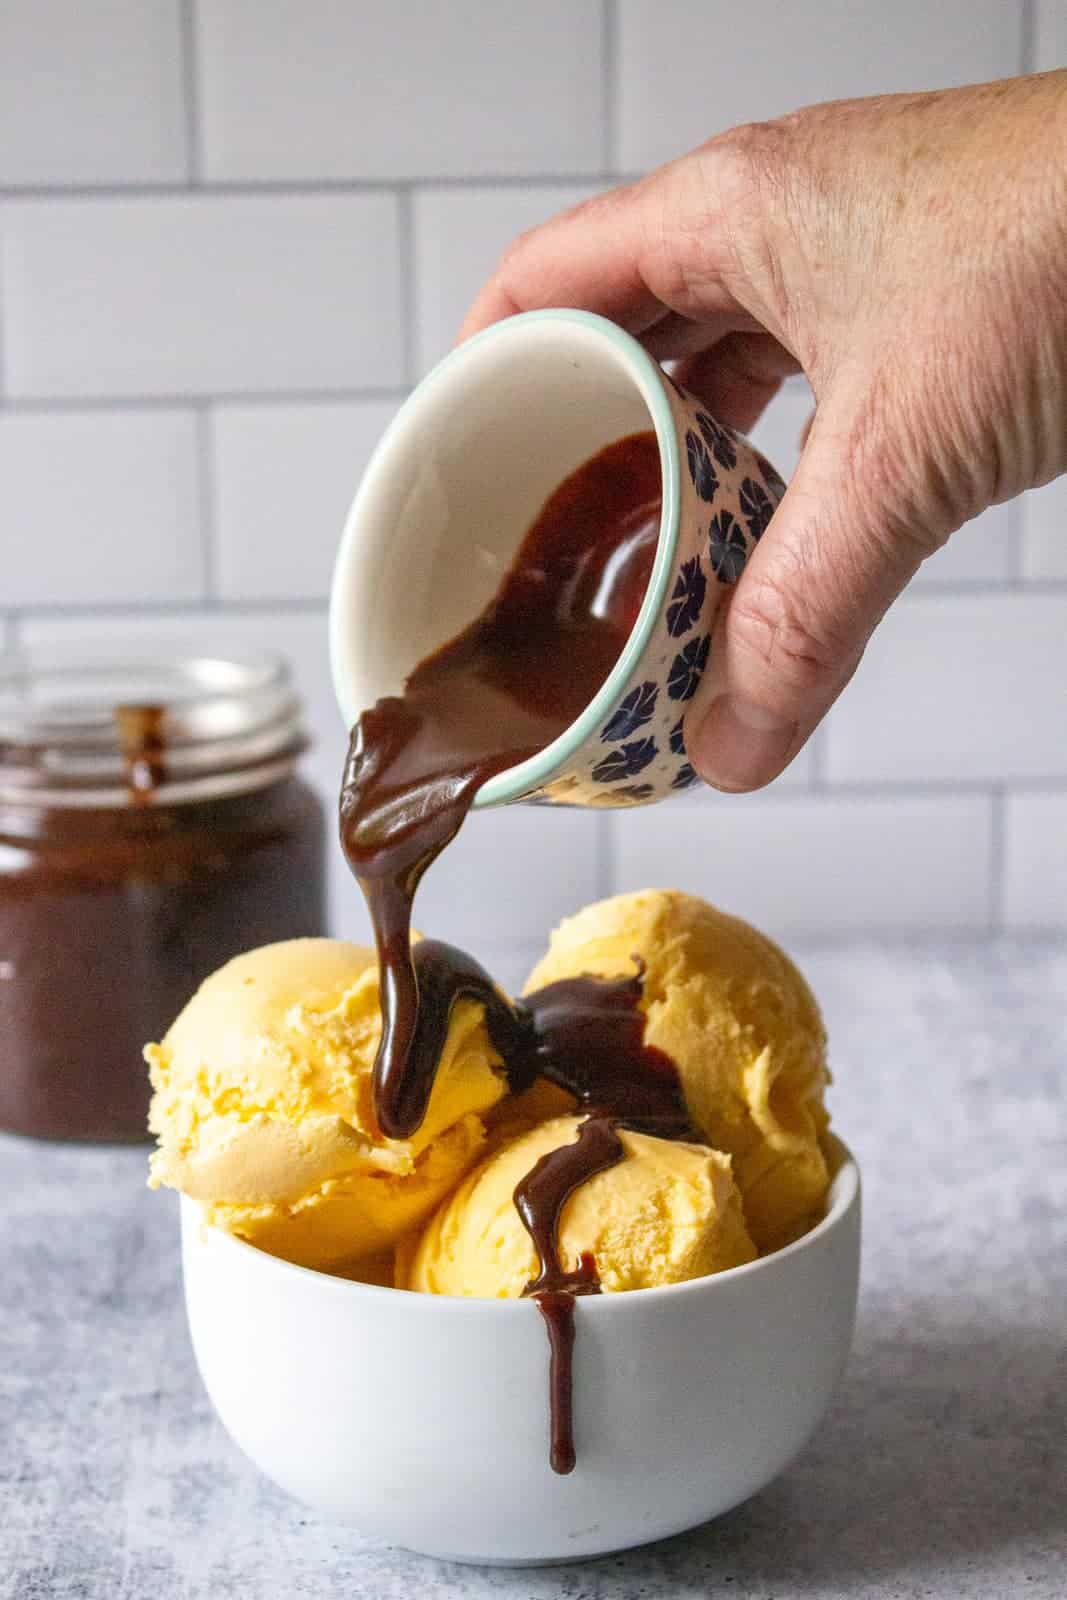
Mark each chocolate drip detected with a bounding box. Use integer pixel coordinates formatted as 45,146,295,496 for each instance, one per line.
337,432,670,1473
115,704,166,803
338,432,661,1138
525,968,691,1133
381,937,534,1138
353,938,691,1156
515,1120,623,1474
342,935,692,1477
513,976,692,1475
533,1289,586,1477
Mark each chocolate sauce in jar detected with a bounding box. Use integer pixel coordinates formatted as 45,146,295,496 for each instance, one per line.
338,430,696,1473
0,655,326,1141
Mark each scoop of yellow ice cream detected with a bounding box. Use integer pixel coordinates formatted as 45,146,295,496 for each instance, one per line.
146,938,507,1268
402,1113,756,1298
524,891,830,1251
205,1113,488,1272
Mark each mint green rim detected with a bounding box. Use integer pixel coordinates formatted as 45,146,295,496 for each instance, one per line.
329,308,681,810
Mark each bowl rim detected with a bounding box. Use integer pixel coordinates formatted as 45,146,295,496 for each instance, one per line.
181,1135,859,1317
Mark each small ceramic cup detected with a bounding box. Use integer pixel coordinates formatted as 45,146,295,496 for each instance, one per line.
330,309,785,809
182,1140,860,1565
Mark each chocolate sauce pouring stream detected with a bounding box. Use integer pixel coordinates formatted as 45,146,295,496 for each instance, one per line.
339,431,662,1140
338,432,674,1472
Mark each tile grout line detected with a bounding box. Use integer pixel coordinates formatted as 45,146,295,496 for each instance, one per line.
0,173,625,202
0,200,6,402
1020,0,1036,74
195,404,219,606
0,388,412,413
600,0,619,176
806,725,827,791
597,814,617,898
988,784,1007,932
650,776,1067,803
15,598,331,623
394,187,417,387
178,0,203,185
1008,516,1026,586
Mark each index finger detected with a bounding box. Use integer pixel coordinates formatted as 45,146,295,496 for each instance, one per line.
456,182,664,343
455,157,755,347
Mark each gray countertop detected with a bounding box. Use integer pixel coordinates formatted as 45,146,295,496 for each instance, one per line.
3,939,1065,1600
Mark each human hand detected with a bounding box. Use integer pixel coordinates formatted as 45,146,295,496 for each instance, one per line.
460,73,1067,791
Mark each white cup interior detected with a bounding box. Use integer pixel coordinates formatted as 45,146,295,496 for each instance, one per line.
330,316,660,726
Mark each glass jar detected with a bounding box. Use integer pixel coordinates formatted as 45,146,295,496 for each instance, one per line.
0,652,327,1142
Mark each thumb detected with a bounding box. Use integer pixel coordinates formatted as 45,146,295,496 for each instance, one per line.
686,410,928,792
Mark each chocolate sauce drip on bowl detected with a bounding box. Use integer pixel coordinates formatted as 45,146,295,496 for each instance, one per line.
338,432,689,1472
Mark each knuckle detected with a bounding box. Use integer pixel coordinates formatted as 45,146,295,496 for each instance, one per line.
697,119,802,338
727,568,847,698
494,227,536,281
706,119,788,190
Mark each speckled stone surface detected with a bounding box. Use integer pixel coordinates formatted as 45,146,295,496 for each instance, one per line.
2,939,1065,1600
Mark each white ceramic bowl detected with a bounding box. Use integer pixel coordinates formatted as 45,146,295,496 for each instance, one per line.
181,1138,859,1565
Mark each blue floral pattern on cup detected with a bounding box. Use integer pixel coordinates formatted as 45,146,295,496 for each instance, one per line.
709,509,748,584
696,411,738,472
592,736,658,784
740,476,775,541
600,681,658,742
667,634,711,702
685,430,719,502
666,556,707,637
526,376,785,809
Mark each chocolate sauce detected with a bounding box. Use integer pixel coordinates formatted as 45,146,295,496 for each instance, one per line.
515,1123,622,1475
338,431,684,1472
0,775,325,1141
514,975,691,1474
2,658,327,1143
360,940,690,1474
340,431,661,1139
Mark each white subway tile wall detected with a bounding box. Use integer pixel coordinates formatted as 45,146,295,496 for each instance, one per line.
1021,478,1067,579
1035,0,1067,72
824,593,1067,785
2,1,1064,936
412,184,602,374
1,409,202,606
0,1,188,186
1,193,404,399
1003,790,1067,930
615,0,1022,172
611,792,994,936
196,1,605,182
212,400,399,601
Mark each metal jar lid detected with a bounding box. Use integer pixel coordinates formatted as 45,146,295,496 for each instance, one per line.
0,651,307,807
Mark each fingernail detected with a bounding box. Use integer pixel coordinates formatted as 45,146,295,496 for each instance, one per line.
692,695,798,792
